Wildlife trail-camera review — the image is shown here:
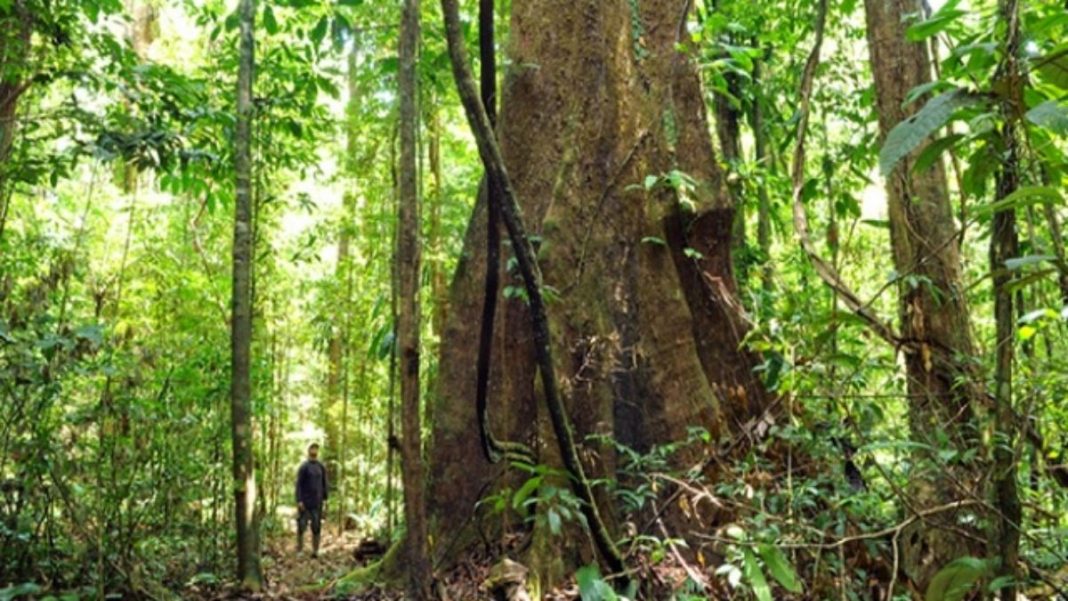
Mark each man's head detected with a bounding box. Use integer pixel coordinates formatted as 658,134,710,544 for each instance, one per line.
307,443,320,460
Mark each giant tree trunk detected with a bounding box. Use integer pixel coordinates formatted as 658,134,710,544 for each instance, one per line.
230,0,262,589
397,0,431,596
864,0,986,590
429,0,769,579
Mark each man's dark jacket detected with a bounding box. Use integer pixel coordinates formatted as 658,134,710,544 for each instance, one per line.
295,459,329,511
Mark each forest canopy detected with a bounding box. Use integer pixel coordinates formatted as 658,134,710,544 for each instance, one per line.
1,0,1067,599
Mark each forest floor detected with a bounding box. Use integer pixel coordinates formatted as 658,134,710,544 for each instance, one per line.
185,529,400,601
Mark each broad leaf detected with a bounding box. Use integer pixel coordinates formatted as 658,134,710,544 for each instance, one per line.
577,564,618,601
0,583,42,601
907,9,966,41
758,544,803,593
1026,100,1068,136
512,475,542,510
879,89,982,176
925,556,989,601
1004,255,1056,271
975,186,1063,216
310,17,329,47
1035,47,1068,90
743,549,772,601
263,5,279,35
912,134,964,174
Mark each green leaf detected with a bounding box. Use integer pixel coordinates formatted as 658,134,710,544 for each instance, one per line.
577,564,618,601
1003,255,1056,271
263,5,279,35
337,0,363,5
310,17,328,47
74,324,104,347
975,186,1063,216
641,236,666,246
904,80,955,106
912,134,963,174
925,556,989,601
1025,100,1068,136
906,9,966,41
743,549,772,601
987,575,1016,592
1035,47,1068,90
758,544,802,593
0,583,42,601
512,475,542,510
547,508,562,535
880,89,983,176
224,9,240,30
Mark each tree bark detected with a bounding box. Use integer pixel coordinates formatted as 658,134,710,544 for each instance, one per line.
713,67,746,263
863,0,987,590
430,0,768,579
230,0,262,589
749,54,773,294
398,0,431,596
324,192,356,476
0,1,32,241
428,108,448,336
990,0,1023,594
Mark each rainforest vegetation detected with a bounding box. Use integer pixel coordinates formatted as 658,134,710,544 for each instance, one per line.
1,0,1068,599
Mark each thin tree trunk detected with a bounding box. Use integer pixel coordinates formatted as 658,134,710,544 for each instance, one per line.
230,0,262,589
990,0,1023,594
336,243,355,535
863,0,988,590
386,124,399,542
750,52,773,294
428,108,447,337
0,1,32,242
715,71,746,258
398,0,430,595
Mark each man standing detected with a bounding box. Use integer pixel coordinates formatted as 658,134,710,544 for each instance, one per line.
295,443,328,557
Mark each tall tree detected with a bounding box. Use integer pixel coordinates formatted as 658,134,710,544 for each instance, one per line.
434,0,768,580
398,0,431,596
990,0,1023,594
749,54,774,294
0,1,31,239
230,0,263,589
864,0,986,589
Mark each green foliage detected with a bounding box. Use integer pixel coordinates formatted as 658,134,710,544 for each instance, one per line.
1026,100,1068,136
576,564,622,601
742,549,772,601
924,557,990,601
879,89,983,176
905,0,966,42
3,0,1068,598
